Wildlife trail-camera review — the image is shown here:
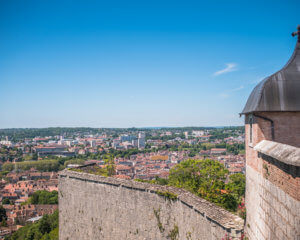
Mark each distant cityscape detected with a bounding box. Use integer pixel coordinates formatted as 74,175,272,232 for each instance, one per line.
0,126,245,237
0,127,245,179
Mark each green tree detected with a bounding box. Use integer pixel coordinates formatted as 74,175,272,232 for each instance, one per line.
25,227,36,240
2,198,11,205
48,228,58,240
2,160,60,172
154,177,168,185
104,154,115,176
32,153,38,161
168,159,239,211
2,163,14,172
226,173,246,198
41,234,51,240
6,210,58,240
220,193,238,211
39,215,51,235
0,205,7,222
30,191,58,205
169,159,228,195
1,219,7,227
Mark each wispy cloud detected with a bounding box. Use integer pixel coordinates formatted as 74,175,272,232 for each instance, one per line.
218,85,244,98
219,93,229,98
230,85,244,92
213,63,237,76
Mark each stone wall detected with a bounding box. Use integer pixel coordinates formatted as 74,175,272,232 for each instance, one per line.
245,110,300,240
59,169,244,240
246,164,299,240
245,112,300,149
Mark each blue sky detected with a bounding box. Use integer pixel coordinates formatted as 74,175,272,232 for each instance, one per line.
0,0,299,128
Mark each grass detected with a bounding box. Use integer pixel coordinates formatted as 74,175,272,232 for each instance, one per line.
156,191,178,201
69,165,108,176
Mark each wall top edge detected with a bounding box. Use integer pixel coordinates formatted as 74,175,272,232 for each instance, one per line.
254,140,300,166
59,169,244,231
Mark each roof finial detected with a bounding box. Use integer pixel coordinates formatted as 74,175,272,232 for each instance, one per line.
291,25,300,42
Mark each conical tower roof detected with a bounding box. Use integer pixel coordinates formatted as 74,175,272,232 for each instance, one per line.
241,25,300,114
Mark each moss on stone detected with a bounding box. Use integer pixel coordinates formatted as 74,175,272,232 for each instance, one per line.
167,224,179,240
156,191,178,201
153,208,164,233
69,165,108,176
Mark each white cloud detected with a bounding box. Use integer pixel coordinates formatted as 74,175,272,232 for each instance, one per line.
213,63,237,76
218,93,229,98
229,85,244,92
218,85,244,98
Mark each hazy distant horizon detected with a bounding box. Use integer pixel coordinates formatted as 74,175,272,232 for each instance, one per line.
0,125,243,130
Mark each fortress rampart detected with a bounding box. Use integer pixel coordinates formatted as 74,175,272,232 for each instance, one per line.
59,168,244,240
245,140,300,240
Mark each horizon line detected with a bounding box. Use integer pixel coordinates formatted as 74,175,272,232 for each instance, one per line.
0,125,243,130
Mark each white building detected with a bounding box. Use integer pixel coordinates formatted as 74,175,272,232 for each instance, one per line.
184,131,189,139
138,132,145,149
192,130,204,137
0,136,12,146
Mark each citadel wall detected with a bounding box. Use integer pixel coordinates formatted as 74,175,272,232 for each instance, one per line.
58,169,244,240
245,112,300,149
245,113,300,240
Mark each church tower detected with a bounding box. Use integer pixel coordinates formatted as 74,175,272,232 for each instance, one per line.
241,26,300,239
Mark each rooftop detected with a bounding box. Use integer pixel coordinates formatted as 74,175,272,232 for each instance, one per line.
242,25,300,114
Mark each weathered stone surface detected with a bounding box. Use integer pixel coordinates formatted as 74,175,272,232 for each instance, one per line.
246,165,300,240
254,140,300,167
59,169,244,240
244,112,300,240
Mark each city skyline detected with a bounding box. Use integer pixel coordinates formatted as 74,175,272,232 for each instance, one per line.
1,0,299,128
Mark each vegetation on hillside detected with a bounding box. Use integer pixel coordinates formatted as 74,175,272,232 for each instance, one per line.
28,191,58,205
2,160,61,172
137,159,245,212
0,205,7,225
168,159,244,211
6,210,58,240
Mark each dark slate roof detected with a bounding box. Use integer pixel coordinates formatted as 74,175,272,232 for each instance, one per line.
241,38,300,114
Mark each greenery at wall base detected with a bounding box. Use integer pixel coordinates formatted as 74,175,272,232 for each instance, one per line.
5,210,58,240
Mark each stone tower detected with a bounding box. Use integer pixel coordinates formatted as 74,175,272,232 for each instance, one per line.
241,26,300,240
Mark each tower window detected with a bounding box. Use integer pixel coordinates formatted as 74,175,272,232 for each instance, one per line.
249,114,253,144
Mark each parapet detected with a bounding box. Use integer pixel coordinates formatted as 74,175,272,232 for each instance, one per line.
246,140,300,239
59,166,244,239
254,140,300,167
